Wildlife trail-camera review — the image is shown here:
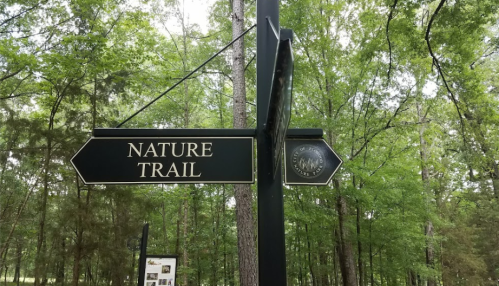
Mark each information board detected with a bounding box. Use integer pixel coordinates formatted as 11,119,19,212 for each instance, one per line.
144,255,177,286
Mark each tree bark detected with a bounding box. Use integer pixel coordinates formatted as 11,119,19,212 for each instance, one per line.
336,193,358,286
233,184,257,286
305,223,317,286
333,232,339,286
13,239,21,284
369,237,373,286
356,201,363,286
0,181,35,270
407,270,417,286
319,240,329,286
55,237,65,286
176,204,182,255
182,192,189,286
210,187,222,286
222,186,228,286
72,179,90,286
231,0,257,286
161,200,168,253
34,135,51,286
425,222,435,286
417,104,436,286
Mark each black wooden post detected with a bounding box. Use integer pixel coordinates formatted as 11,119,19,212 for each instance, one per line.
137,223,148,286
257,1,287,285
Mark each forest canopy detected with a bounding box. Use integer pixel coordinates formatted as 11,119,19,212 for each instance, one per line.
1,0,499,285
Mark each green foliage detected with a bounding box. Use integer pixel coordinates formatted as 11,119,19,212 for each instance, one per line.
1,0,499,285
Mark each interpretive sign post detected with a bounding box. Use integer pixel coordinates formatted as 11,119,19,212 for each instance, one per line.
138,224,148,286
256,1,287,285
71,1,343,286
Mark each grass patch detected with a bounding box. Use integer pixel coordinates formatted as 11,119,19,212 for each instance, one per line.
0,282,33,286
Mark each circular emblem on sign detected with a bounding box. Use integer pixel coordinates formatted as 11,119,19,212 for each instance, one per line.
291,144,325,178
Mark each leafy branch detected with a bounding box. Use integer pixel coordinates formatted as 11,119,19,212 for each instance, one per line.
350,94,411,160
424,0,465,135
385,0,398,85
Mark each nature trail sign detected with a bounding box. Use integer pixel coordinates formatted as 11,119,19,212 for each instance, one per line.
71,137,254,184
70,2,343,285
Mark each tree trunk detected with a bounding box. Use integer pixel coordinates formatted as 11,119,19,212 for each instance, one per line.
110,194,127,286
0,183,35,271
305,223,317,286
34,135,52,286
333,232,339,286
210,187,222,286
231,0,257,285
182,191,189,286
233,184,258,286
425,222,435,286
0,125,19,223
369,238,373,286
176,203,182,255
161,200,168,253
230,254,236,286
55,237,65,286
222,186,228,286
379,250,384,286
296,223,304,286
13,239,21,284
72,179,85,286
193,194,201,286
417,104,436,286
3,259,8,286
336,193,358,286
356,201,363,286
407,270,417,286
319,241,329,286
491,162,499,198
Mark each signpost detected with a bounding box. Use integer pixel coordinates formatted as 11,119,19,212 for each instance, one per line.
256,1,286,285
71,137,254,184
284,139,343,185
70,1,343,285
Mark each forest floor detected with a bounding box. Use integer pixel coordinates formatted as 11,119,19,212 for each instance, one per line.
1,278,35,286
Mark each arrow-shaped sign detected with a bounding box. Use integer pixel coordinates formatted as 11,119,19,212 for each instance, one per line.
284,139,342,185
71,137,254,185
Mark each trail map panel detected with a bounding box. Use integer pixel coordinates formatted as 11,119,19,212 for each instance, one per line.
71,137,254,184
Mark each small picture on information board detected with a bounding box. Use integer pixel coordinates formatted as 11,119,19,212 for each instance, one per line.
146,273,158,280
143,255,177,286
162,265,171,274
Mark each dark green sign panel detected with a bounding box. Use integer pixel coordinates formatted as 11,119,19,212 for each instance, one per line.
267,39,294,175
71,137,254,184
284,139,342,185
